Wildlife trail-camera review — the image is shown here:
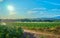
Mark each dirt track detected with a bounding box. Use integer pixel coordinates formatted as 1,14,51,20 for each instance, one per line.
23,29,60,38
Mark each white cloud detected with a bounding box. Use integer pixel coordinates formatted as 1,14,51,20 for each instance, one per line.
28,11,38,14
27,8,60,17
32,8,46,11
50,9,60,14
43,1,60,5
51,9,60,11
27,7,47,14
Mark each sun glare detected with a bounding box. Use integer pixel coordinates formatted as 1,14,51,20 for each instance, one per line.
7,5,14,11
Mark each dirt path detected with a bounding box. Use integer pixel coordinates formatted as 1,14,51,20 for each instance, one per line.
23,29,60,38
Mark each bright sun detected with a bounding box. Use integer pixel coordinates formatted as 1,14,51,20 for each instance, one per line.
7,5,14,11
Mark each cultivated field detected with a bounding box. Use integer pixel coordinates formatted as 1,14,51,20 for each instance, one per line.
0,22,60,38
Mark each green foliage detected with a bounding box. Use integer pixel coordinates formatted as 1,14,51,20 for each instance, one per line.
7,22,60,30
6,22,60,34
0,25,23,38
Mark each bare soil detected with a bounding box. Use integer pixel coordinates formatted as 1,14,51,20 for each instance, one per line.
23,29,60,38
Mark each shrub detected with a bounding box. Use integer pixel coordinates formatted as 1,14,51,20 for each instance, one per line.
0,25,23,38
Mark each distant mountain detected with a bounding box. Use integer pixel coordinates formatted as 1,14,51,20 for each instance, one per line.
31,16,60,20
54,16,60,19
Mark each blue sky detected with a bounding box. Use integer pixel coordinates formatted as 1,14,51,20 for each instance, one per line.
0,0,60,19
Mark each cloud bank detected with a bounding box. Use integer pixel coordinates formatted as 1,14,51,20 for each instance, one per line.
27,7,60,17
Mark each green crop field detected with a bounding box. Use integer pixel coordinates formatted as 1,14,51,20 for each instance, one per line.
0,22,60,38
6,22,60,35
0,22,60,31
6,22,60,28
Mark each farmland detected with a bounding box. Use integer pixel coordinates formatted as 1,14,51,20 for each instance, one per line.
0,22,60,38
6,22,60,29
6,22,60,34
